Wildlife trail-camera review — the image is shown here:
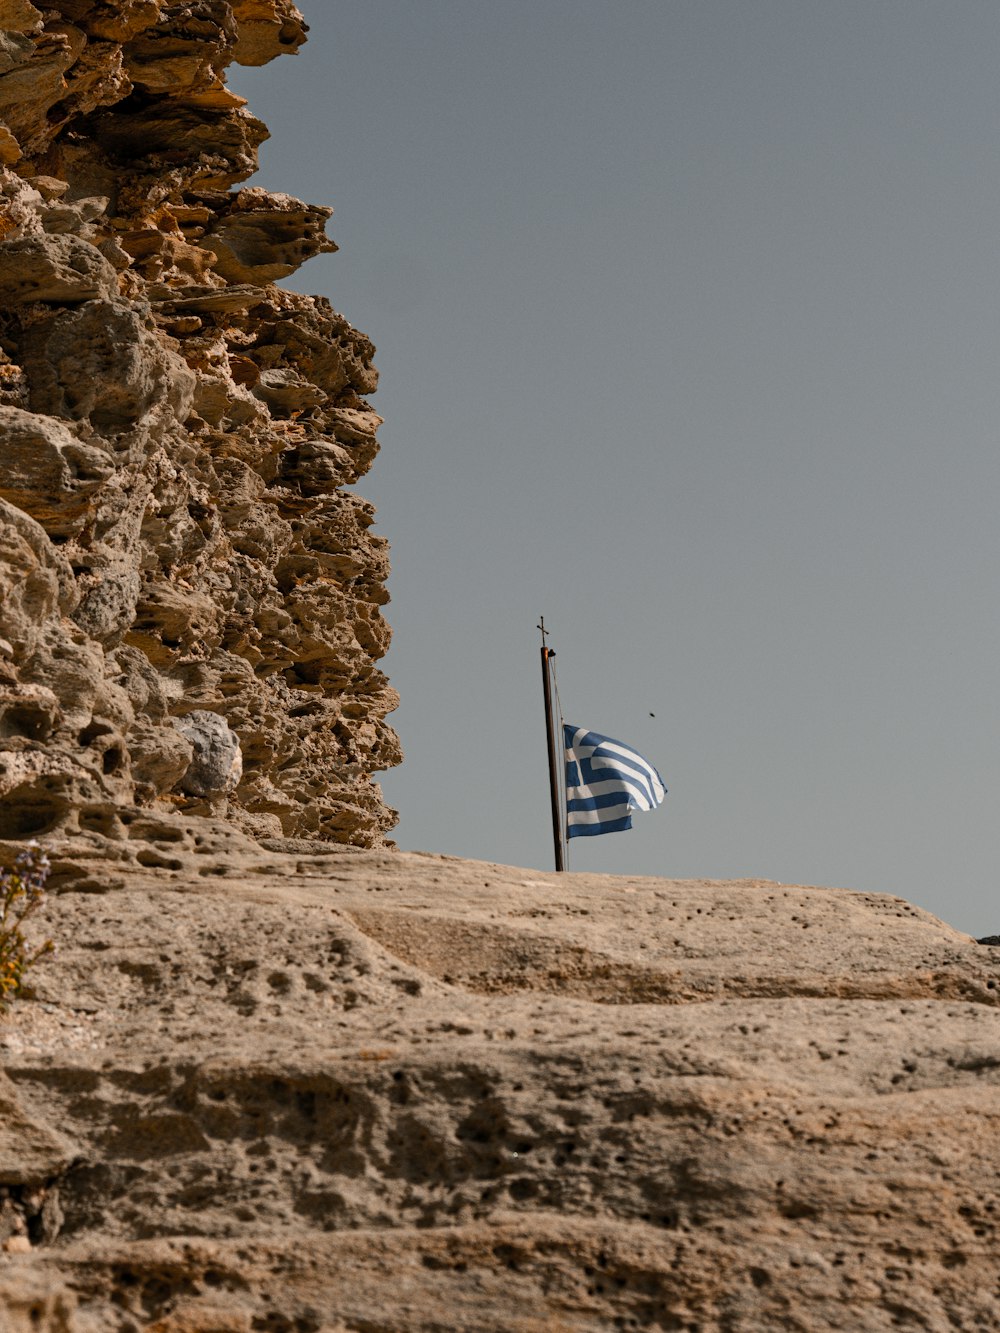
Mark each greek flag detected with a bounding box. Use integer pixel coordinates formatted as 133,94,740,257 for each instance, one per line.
564,724,666,838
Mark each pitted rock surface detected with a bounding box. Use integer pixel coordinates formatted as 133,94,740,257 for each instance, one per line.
0,0,401,862
1,851,1000,1330
173,709,242,796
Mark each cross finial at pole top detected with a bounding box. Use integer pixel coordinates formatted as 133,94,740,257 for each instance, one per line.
536,615,564,871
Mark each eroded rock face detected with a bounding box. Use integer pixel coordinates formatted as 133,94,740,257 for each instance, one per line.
0,854,998,1329
0,0,401,853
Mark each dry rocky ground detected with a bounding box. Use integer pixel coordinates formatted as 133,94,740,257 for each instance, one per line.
1,839,999,1331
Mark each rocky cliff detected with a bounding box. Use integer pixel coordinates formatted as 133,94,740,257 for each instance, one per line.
1,848,999,1330
6,6,1000,1332
0,0,401,863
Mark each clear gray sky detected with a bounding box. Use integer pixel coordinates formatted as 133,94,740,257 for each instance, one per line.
233,1,1000,937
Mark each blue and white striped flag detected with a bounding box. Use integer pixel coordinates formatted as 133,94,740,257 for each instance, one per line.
564,724,666,838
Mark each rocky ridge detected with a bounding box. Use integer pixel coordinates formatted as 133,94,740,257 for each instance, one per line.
0,849,999,1330
0,0,401,862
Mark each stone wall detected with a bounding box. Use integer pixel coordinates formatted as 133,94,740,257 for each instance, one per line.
0,0,401,856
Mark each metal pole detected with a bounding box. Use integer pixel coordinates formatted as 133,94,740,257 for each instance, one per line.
538,618,565,872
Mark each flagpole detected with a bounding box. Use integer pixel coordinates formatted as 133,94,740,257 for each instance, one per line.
538,617,565,872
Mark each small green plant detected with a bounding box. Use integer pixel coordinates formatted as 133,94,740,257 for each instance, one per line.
0,842,54,1014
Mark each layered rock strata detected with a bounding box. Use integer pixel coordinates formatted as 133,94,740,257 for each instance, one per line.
1,852,999,1329
0,0,401,856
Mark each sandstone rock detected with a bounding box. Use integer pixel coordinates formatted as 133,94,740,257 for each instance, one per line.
0,0,399,853
0,499,77,661
0,1269,77,1333
0,171,44,239
0,125,21,165
0,2,43,34
38,193,109,237
201,186,337,284
21,298,196,430
0,683,60,742
126,717,192,796
0,1070,76,1186
173,709,242,796
0,29,34,73
57,0,163,45
231,0,307,66
70,555,141,646
0,233,117,303
0,852,999,1329
0,23,132,158
0,406,113,537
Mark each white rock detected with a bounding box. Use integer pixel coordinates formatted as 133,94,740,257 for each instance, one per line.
173,710,243,796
